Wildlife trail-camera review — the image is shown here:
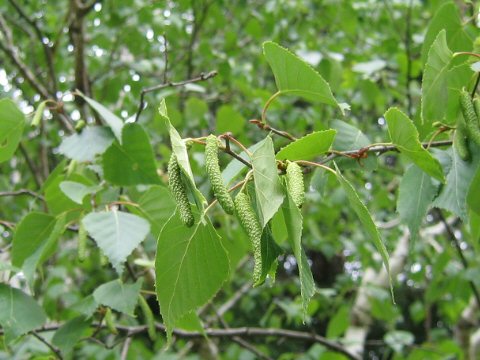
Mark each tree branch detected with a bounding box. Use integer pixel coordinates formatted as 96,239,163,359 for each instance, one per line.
134,70,218,122
0,189,44,201
7,0,58,94
30,331,63,359
8,322,360,360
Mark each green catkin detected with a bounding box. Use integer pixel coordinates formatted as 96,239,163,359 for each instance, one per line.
234,192,262,285
138,295,157,341
205,135,235,214
286,162,305,208
454,119,471,161
104,308,118,335
168,153,194,227
460,89,480,146
78,221,87,262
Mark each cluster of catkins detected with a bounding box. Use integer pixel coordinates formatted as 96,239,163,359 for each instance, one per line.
456,88,480,161
167,135,305,284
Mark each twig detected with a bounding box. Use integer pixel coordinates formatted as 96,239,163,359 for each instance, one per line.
249,119,297,141
30,331,63,359
19,143,43,188
217,281,252,317
320,140,452,164
120,336,132,360
0,14,74,133
435,209,480,309
7,0,58,94
220,135,252,168
134,70,218,122
0,190,44,201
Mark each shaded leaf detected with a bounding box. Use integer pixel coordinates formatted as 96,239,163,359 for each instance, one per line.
434,147,480,221
0,284,47,343
102,123,160,186
0,98,25,163
82,210,150,274
256,224,282,286
52,316,92,354
397,165,439,241
93,279,143,316
12,212,56,268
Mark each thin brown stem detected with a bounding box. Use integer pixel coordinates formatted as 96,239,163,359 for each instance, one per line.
31,331,63,359
135,70,218,122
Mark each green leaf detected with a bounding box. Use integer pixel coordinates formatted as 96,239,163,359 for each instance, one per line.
332,119,377,170
216,105,245,135
397,165,439,241
222,141,263,186
281,189,315,316
467,166,480,216
133,185,176,238
52,316,92,354
71,295,98,318
155,210,229,341
256,224,282,286
276,129,336,161
334,164,391,290
58,127,114,162
22,213,67,289
93,279,143,316
251,136,285,227
421,2,472,65
434,147,480,221
385,108,445,182
0,98,25,163
102,123,160,186
263,42,341,112
326,306,349,339
159,99,207,210
59,181,102,204
176,312,205,333
421,30,452,125
82,210,150,274
0,284,47,343
76,92,124,141
12,212,56,268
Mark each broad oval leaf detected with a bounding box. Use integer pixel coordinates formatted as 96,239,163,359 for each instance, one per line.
58,127,114,162
397,165,439,241
434,147,480,222
82,210,150,274
263,41,342,113
12,212,56,268
276,129,336,161
102,123,161,186
155,210,229,341
93,279,143,316
251,136,285,227
421,30,452,126
385,108,445,183
0,284,47,343
0,98,25,163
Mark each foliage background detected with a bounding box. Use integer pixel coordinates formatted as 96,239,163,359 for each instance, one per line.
1,0,480,359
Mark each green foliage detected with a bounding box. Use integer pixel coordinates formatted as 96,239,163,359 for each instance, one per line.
1,1,480,358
